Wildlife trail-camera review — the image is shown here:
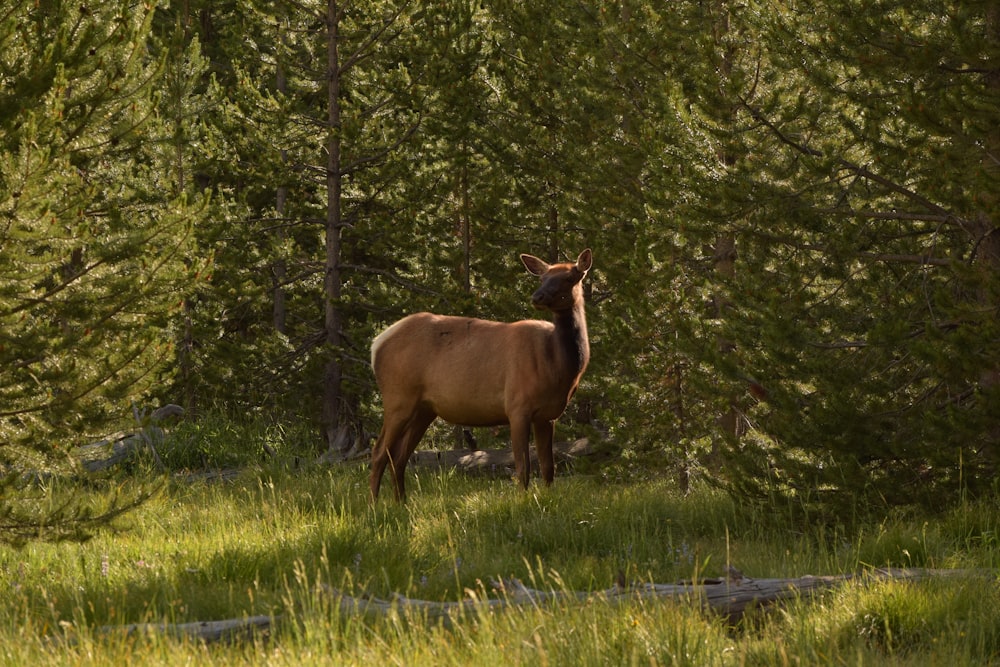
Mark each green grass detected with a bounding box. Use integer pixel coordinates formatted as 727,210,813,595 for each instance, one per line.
1,460,999,665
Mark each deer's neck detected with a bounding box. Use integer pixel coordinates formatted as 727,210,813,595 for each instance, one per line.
552,299,589,379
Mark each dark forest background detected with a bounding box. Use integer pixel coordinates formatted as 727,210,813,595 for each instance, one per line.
2,0,998,519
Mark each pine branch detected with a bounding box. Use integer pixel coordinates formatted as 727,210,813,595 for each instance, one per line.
738,99,962,225
0,476,161,547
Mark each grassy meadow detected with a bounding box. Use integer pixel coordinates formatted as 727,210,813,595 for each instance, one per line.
2,423,1000,665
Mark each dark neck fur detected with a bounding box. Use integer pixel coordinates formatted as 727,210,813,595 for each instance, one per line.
552,302,589,378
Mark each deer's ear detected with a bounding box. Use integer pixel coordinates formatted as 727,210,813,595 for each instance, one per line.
520,253,549,277
575,249,592,273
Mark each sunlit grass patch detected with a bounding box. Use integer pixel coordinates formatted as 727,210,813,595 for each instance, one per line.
1,463,999,665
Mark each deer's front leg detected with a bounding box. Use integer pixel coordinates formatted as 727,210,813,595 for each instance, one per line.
534,418,555,486
510,415,532,489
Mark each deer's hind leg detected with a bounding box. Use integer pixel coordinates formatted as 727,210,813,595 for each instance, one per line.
370,417,404,501
385,407,437,502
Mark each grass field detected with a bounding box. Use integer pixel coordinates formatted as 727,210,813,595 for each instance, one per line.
2,453,999,665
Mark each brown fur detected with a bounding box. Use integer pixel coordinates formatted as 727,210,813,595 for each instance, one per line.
369,249,593,501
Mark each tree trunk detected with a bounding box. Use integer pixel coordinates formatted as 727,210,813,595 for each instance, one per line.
710,3,742,455
273,36,288,335
547,186,559,263
454,148,472,450
713,233,740,441
322,0,346,450
978,4,1000,462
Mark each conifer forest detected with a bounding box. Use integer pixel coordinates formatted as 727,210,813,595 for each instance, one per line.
2,0,998,522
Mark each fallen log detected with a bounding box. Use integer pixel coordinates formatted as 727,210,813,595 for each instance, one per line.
96,615,276,643
328,567,993,625
82,568,990,643
175,468,242,484
75,404,185,473
320,437,606,473
405,438,598,476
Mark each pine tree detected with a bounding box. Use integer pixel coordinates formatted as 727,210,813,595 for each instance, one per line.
154,0,300,415
672,0,1000,507
173,1,478,445
149,3,231,416
473,1,702,467
0,0,203,541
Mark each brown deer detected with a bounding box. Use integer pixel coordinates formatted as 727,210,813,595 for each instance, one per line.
369,249,593,502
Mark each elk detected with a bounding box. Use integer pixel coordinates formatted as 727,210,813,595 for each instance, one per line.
369,249,593,502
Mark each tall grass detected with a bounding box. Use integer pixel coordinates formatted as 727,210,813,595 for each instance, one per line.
1,449,999,665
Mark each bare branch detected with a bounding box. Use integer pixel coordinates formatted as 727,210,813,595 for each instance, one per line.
340,263,449,298
857,252,952,266
808,339,868,350
813,207,957,226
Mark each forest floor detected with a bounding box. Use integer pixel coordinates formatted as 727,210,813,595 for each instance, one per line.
2,451,999,665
